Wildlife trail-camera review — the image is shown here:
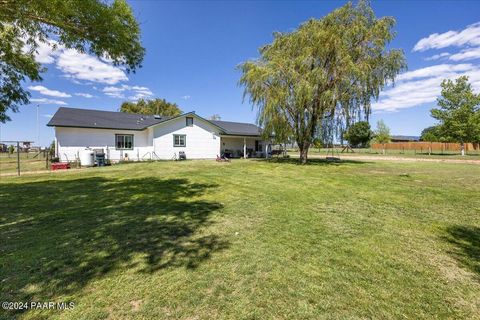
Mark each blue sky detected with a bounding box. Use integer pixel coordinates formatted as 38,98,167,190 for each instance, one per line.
2,0,480,146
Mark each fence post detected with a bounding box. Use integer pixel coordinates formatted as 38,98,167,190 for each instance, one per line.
46,149,49,170
16,141,20,176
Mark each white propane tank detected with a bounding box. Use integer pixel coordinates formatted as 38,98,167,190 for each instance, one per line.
80,149,95,167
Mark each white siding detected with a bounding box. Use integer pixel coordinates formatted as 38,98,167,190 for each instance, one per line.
56,127,153,162
54,115,263,162
152,116,221,159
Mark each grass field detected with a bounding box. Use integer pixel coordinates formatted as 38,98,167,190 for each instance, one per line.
0,152,50,175
1,159,479,319
288,147,480,160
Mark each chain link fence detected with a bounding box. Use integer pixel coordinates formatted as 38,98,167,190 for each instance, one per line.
0,141,52,176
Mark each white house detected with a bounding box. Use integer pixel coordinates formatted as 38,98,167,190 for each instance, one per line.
47,107,269,162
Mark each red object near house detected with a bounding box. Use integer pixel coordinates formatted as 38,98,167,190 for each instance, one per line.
51,163,70,170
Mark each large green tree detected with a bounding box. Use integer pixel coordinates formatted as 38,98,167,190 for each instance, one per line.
431,76,480,155
420,125,443,142
239,1,405,163
344,121,372,148
0,0,144,122
120,98,183,116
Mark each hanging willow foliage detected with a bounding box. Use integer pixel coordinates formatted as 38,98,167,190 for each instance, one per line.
239,0,406,163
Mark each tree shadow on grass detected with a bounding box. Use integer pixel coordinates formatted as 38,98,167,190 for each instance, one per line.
443,225,480,280
262,157,371,166
0,177,227,317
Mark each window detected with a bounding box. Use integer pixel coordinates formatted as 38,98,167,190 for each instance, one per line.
186,117,193,127
115,134,134,150
173,134,186,147
255,140,262,152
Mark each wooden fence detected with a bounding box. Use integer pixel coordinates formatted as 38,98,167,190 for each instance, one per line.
371,142,479,152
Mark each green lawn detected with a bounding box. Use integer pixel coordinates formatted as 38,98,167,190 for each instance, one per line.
289,147,480,160
1,159,479,319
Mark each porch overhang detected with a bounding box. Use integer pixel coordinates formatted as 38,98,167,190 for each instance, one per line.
219,134,263,139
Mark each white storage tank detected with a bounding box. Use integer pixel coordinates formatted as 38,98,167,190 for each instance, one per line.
80,149,95,167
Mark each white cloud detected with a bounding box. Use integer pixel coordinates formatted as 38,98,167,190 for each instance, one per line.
181,95,191,100
424,52,450,61
129,85,153,98
103,84,153,100
30,98,67,105
396,63,474,81
413,22,480,51
34,40,57,64
56,49,128,85
376,21,480,112
373,63,480,112
22,38,57,64
127,93,150,101
42,114,54,118
74,93,94,98
103,86,126,98
449,47,480,61
28,85,71,98
24,39,128,85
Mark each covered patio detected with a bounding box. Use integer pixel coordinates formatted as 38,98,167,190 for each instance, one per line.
220,135,268,158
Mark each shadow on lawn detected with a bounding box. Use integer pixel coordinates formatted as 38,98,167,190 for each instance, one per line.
443,225,480,280
0,177,227,309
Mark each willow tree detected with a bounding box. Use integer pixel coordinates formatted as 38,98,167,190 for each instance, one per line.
239,1,405,163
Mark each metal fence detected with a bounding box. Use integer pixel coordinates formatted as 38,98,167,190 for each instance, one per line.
0,141,52,176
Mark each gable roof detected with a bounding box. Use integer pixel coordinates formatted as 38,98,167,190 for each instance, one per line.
47,107,262,136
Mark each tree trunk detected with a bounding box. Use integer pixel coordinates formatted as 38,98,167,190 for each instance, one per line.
299,143,309,164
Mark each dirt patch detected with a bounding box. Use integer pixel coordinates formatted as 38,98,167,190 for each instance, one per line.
314,154,480,164
130,299,142,312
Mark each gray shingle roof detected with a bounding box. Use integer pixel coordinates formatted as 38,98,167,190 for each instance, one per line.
210,120,262,136
47,107,171,130
47,107,262,136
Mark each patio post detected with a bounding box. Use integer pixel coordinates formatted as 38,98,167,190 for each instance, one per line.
243,137,247,159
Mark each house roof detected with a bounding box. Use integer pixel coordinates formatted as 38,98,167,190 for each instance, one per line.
210,120,262,136
47,107,171,130
47,107,262,136
391,135,420,141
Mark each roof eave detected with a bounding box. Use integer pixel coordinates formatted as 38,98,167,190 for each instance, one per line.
47,124,146,131
220,133,263,137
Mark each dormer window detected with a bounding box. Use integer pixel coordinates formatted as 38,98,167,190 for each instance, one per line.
186,117,193,127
